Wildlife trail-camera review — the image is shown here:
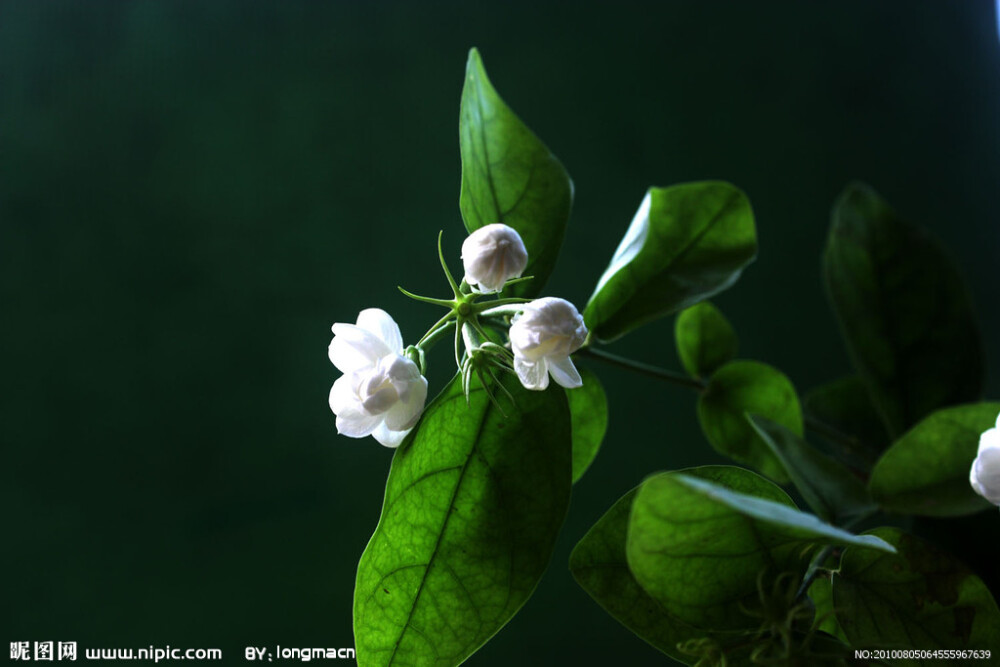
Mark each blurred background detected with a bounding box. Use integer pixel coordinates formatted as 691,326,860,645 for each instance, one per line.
3,1,999,664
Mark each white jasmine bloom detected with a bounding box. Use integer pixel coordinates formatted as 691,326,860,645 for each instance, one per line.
970,412,1000,506
509,297,587,391
462,223,529,293
328,308,428,448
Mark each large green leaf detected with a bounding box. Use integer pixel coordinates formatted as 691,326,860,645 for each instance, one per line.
822,182,983,439
697,360,801,483
868,403,999,517
625,468,894,631
353,374,572,667
749,414,874,525
569,467,773,663
803,375,888,460
584,182,757,342
567,363,608,483
459,48,572,298
833,528,1000,660
674,301,738,379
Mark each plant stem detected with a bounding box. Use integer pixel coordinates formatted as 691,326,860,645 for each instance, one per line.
437,231,462,298
578,347,707,391
795,544,838,600
419,319,455,352
417,312,455,346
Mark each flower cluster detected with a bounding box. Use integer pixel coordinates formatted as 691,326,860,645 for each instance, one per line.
328,224,587,447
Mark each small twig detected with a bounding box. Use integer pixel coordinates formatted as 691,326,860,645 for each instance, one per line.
578,347,707,391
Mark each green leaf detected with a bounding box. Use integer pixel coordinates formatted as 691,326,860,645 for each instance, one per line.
833,527,1000,659
749,414,874,525
625,467,895,630
584,182,757,342
868,402,999,517
459,48,573,298
803,375,889,458
697,360,801,483
353,374,572,666
822,182,983,439
675,301,738,378
807,577,848,644
567,363,608,483
569,466,772,662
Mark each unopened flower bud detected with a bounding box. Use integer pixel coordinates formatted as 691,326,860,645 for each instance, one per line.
461,223,528,293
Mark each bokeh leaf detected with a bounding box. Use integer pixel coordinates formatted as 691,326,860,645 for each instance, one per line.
567,363,608,483
803,375,888,459
584,182,757,342
625,467,894,630
749,414,874,525
570,467,774,663
353,374,572,666
675,301,738,379
833,528,1000,659
697,360,801,483
822,182,983,439
868,403,999,517
807,577,848,644
459,48,573,298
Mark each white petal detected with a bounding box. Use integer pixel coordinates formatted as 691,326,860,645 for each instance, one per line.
372,421,410,448
361,383,398,415
383,354,422,383
972,447,1000,505
994,411,1000,429
329,375,359,414
329,323,391,373
515,356,549,391
335,411,382,439
979,427,1000,455
356,308,404,354
509,297,586,362
548,355,583,389
971,461,986,498
384,375,428,431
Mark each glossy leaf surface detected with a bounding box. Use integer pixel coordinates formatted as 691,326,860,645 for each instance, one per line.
750,414,874,525
585,182,756,342
625,468,894,630
567,363,608,483
833,528,1000,660
869,403,999,516
675,301,738,379
570,467,768,662
697,360,801,483
823,183,983,438
459,48,573,298
354,375,572,666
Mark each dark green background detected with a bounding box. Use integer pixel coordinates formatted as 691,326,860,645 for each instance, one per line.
3,1,999,664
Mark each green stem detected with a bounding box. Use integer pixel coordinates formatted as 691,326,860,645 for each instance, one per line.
398,286,454,309
578,347,706,391
419,319,455,352
795,544,838,601
437,231,462,298
497,274,534,290
474,296,531,310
